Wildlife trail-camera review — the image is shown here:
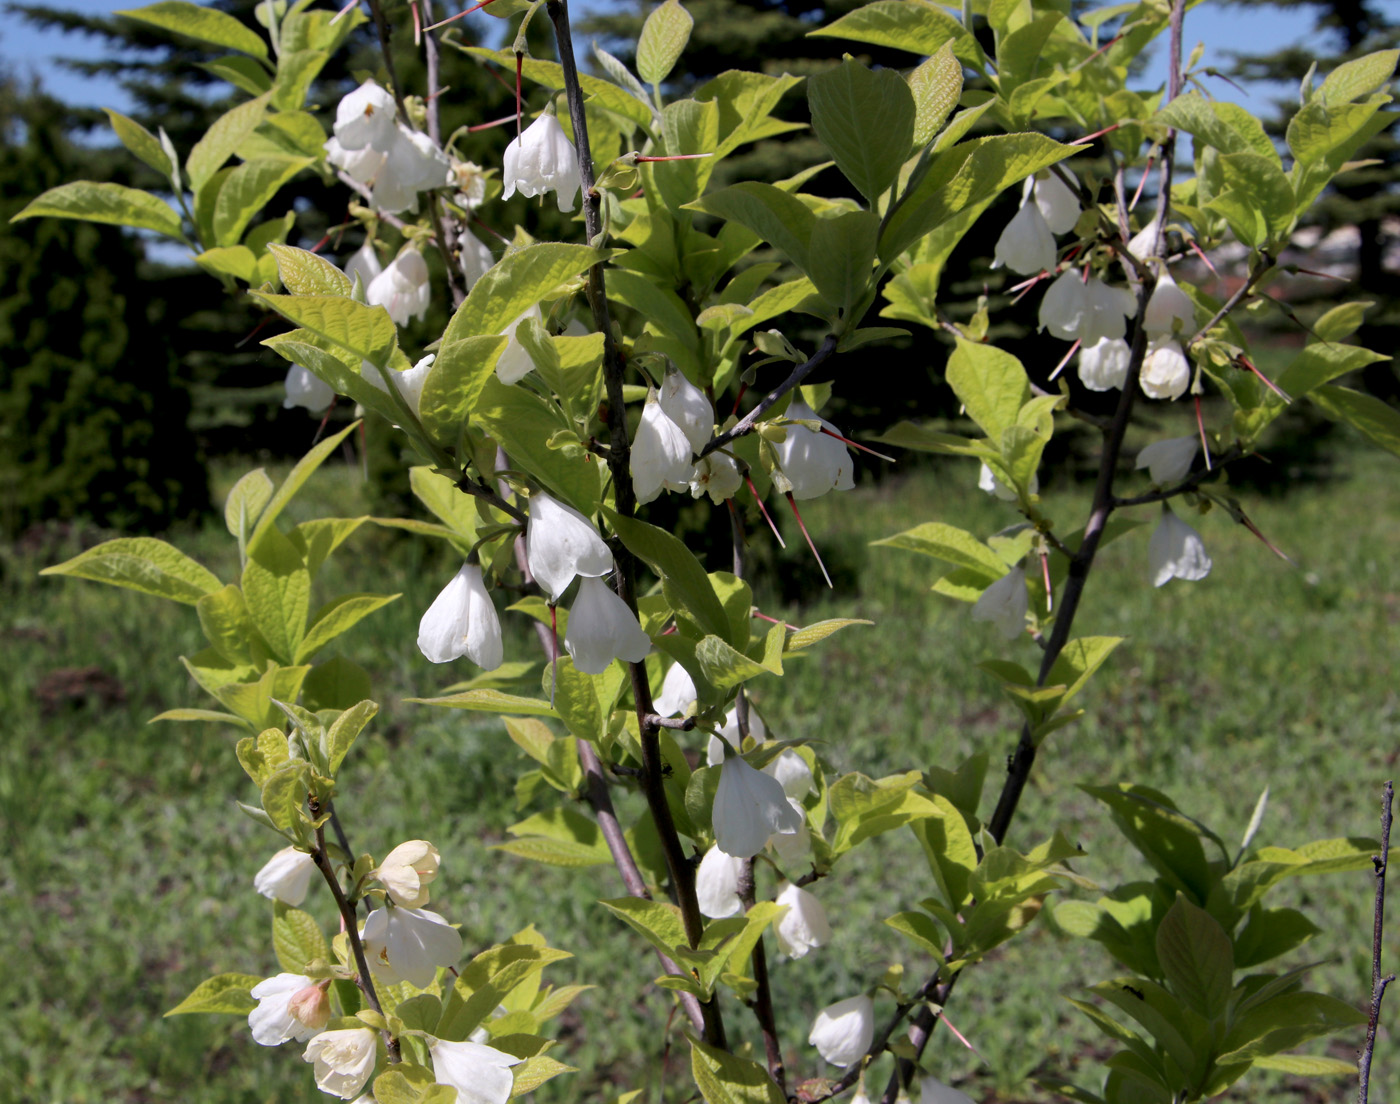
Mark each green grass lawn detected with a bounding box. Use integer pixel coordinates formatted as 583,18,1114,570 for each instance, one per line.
3,423,1397,1104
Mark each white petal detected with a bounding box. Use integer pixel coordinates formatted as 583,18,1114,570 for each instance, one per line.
654,662,698,717
283,364,336,412
1038,270,1088,340
775,398,854,500
696,845,745,918
249,973,317,1046
1140,338,1191,401
993,202,1057,275
809,994,875,1066
429,1038,521,1104
1135,436,1198,486
363,906,462,989
525,492,613,602
774,882,832,958
1077,337,1131,392
1143,271,1196,336
713,756,802,858
563,576,651,675
495,304,544,384
971,566,1028,639
254,846,316,906
1149,512,1212,587
1034,171,1080,235
334,80,397,151
658,367,714,454
417,563,503,669
763,749,813,801
632,400,696,504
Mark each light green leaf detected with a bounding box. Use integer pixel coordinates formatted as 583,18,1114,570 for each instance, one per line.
10,181,183,239
909,44,963,147
409,689,558,716
250,293,397,367
1310,384,1400,457
273,902,330,974
418,335,508,445
261,332,401,424
599,897,689,960
1044,637,1123,713
248,423,359,549
1275,342,1389,403
945,338,1030,440
686,182,815,273
186,94,271,191
321,699,377,775
225,469,274,554
443,242,610,343
811,0,984,71
807,209,880,320
606,511,732,644
1318,48,1400,107
808,57,916,204
542,658,604,744
694,634,777,691
243,528,309,664
786,618,873,651
496,808,612,866
261,760,311,833
117,1,270,60
689,1033,786,1104
165,972,261,1016
104,108,173,176
297,593,398,664
437,942,572,1042
873,522,1007,577
200,56,272,95
1251,1054,1358,1076
637,0,693,85
212,156,311,246
268,243,352,296
40,537,221,604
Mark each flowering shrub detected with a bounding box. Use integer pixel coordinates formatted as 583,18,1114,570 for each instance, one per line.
17,1,1400,1102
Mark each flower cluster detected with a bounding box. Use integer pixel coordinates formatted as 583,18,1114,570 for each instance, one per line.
325,80,451,215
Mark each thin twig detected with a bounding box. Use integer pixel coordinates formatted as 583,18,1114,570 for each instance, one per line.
420,0,468,308
1112,446,1241,507
335,170,414,234
547,0,726,1050
699,335,840,460
1358,780,1394,1104
366,0,411,122
1187,255,1273,348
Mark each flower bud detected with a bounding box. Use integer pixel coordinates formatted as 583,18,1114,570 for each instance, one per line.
1149,510,1212,587
993,201,1056,275
288,981,331,1033
774,882,832,958
254,846,316,906
1144,270,1196,336
374,839,441,908
1077,337,1131,392
774,398,854,500
696,844,745,918
1139,337,1191,401
809,994,875,1066
249,972,319,1046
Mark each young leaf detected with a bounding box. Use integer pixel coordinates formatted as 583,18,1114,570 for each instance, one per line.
808,58,916,204
636,0,693,86
116,1,271,60
165,973,261,1016
40,537,222,604
10,182,183,240
273,902,330,974
1155,894,1234,1019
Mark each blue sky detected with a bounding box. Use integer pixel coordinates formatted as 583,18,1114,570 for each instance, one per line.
0,1,1328,117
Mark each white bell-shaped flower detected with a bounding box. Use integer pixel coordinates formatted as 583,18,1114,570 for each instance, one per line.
707,706,767,766
655,662,698,717
633,398,697,504
775,398,855,500
367,249,431,326
1140,338,1191,401
362,905,463,989
502,113,581,211
764,749,813,801
283,364,335,413
689,452,743,503
920,1075,976,1104
249,972,319,1046
495,304,544,384
525,491,613,602
1136,436,1198,486
774,882,832,958
303,1027,377,1099
417,563,502,670
993,200,1056,275
333,80,397,151
971,565,1027,640
373,840,441,909
344,241,383,289
1038,269,1088,340
1034,171,1080,235
254,845,316,906
564,576,652,674
713,754,803,858
1078,337,1132,392
809,994,875,1066
1144,270,1196,336
659,366,714,454
1149,510,1212,587
368,127,452,215
459,228,495,290
1127,219,1160,263
429,1038,522,1104
1079,277,1136,345
696,844,746,918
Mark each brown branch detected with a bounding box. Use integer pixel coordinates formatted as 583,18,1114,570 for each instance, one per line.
1358,780,1394,1104
737,858,785,1093
420,0,468,309
1186,255,1272,349
1111,446,1242,508
366,0,411,122
698,335,840,460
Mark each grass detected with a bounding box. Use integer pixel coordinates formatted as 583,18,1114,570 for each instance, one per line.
3,423,1398,1104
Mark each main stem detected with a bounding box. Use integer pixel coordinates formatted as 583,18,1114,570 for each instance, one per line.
547,0,725,1049
1358,780,1394,1103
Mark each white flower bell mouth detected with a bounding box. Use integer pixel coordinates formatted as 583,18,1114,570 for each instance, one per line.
502,113,581,211
1149,509,1212,587
563,576,652,674
713,754,803,858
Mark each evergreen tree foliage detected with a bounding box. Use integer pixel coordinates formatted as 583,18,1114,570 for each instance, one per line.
0,74,209,536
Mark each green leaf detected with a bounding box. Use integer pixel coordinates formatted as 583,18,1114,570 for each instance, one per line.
811,0,984,71
909,44,963,147
786,618,873,651
418,335,508,445
1310,384,1400,457
886,910,947,959
1081,784,1215,902
273,902,330,974
496,808,612,867
251,293,397,368
104,108,173,177
1318,49,1400,107
1275,343,1390,405
542,658,604,744
213,156,311,246
165,972,261,1016
303,656,373,712
243,528,310,664
117,1,270,60
807,209,880,320
1043,637,1124,713
636,0,693,85
1251,1054,1358,1076
694,633,776,690
872,522,1006,577
686,182,815,273
945,338,1031,440
186,94,271,191
1155,895,1233,1019
322,699,377,775
200,55,272,95
10,181,183,239
437,942,572,1042
444,243,610,343
1234,906,1321,968
606,510,733,644
1220,990,1367,1062
599,897,689,959
261,760,311,834
808,57,916,204
40,537,221,604
511,1055,577,1096
880,132,1074,262
409,689,558,716
268,243,352,296
689,1034,785,1104
224,468,274,557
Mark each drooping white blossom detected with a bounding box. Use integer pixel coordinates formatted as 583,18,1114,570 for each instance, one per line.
1149,510,1212,587
502,113,581,212
655,662,698,717
283,365,335,413
696,844,746,918
332,80,397,151
325,127,451,216
659,367,714,454
1038,269,1088,340
1144,270,1196,336
809,994,875,1066
373,840,441,909
707,706,767,766
1136,436,1198,486
632,398,697,504
495,304,544,385
525,491,614,602
428,1038,522,1104
774,398,855,500
254,846,317,906
993,200,1057,275
303,1027,377,1099
920,1075,976,1104
362,906,462,989
1079,277,1137,345
1140,338,1191,401
249,973,320,1046
366,249,431,326
774,882,832,958
713,754,803,858
1077,337,1132,392
1040,272,1133,344
417,563,502,670
1033,171,1081,235
971,565,1028,640
689,453,743,503
764,749,813,801
564,576,652,674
